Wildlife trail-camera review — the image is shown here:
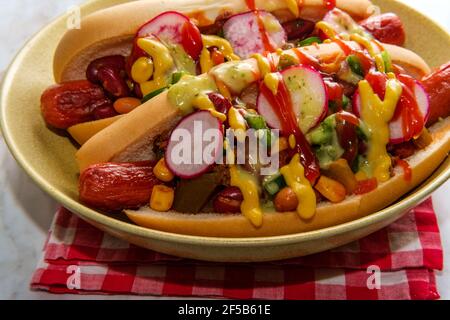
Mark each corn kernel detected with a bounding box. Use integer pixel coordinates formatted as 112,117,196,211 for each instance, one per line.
288,134,296,149
278,137,289,153
150,185,175,212
153,158,174,182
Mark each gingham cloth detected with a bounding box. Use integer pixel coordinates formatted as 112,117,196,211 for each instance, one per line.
31,198,443,299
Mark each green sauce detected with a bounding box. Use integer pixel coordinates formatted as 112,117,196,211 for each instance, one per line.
167,75,217,115
211,61,258,94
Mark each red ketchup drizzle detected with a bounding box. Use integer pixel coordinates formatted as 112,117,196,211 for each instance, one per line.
324,0,337,10
333,38,353,56
292,48,321,70
396,74,424,140
396,158,412,182
354,178,378,195
260,74,320,183
245,0,276,52
245,0,256,10
362,71,420,182
365,71,424,141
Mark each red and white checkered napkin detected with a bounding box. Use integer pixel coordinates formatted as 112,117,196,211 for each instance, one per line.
31,198,443,300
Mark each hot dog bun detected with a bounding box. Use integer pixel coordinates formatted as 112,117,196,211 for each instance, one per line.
55,0,375,82
125,117,450,237
75,40,431,171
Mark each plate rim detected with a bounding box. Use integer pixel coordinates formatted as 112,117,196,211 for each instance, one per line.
1,0,449,248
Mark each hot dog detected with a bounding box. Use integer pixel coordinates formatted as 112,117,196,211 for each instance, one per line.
39,0,449,238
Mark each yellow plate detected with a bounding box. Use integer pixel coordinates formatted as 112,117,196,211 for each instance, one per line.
1,0,449,262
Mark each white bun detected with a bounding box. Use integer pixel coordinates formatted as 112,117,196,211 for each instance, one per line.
125,117,449,237
54,0,374,81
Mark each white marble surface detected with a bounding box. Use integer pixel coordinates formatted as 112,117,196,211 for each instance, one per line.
0,0,449,300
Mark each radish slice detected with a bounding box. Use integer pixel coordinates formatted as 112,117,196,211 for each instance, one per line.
137,11,189,45
353,81,430,144
323,8,369,37
257,66,328,133
223,11,287,59
165,111,224,179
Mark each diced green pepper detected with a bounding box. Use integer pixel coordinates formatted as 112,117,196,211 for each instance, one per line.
171,71,187,84
299,36,322,47
245,114,267,130
342,95,350,110
381,51,393,73
347,55,364,77
263,173,286,196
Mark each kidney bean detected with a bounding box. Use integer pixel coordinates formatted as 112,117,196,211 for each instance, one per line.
282,19,315,41
336,117,359,165
207,92,233,114
86,55,130,98
213,187,243,213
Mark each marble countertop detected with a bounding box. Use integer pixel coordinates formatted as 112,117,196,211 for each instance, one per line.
0,0,449,300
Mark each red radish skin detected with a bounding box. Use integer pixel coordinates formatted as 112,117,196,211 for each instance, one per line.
223,11,287,59
137,11,191,45
257,66,328,133
165,111,224,179
353,80,429,144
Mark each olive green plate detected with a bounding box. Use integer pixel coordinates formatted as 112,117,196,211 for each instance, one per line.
1,0,449,262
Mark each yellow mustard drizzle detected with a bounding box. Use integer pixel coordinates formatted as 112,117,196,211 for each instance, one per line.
315,21,338,40
216,80,232,100
264,73,280,96
134,38,176,96
280,154,316,219
200,48,214,74
192,94,227,122
358,73,403,182
252,53,272,78
349,34,386,72
230,165,263,227
252,53,280,95
285,0,300,17
131,57,154,84
200,35,240,73
228,107,247,142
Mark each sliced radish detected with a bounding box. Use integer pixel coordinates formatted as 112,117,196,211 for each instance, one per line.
165,111,224,179
353,80,430,144
223,11,287,59
323,8,369,38
137,11,189,44
136,11,203,61
257,66,328,133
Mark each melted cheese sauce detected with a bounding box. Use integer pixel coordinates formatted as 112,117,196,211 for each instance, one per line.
280,154,316,219
211,60,259,94
358,74,403,182
168,75,216,113
230,165,263,227
133,38,176,96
